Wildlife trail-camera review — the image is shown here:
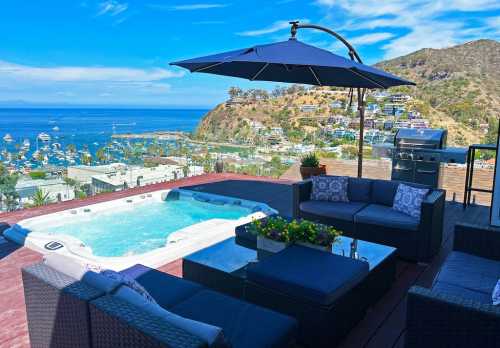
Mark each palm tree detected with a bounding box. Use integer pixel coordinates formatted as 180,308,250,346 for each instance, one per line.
32,189,52,207
96,147,107,163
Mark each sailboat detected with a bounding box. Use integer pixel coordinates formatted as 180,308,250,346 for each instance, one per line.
22,139,30,150
38,132,51,142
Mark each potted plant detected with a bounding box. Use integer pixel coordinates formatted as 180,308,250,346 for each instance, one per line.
248,216,340,256
299,152,326,179
249,217,291,257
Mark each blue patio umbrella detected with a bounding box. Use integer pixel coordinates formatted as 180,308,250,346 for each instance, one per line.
171,22,415,177
171,38,414,89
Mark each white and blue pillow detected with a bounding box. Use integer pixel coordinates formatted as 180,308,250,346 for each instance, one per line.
493,279,500,306
393,183,429,219
101,269,158,305
311,176,349,202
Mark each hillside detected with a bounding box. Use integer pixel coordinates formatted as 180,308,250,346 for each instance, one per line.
376,39,500,145
196,39,500,146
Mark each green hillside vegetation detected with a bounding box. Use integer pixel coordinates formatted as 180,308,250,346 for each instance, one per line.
196,39,500,147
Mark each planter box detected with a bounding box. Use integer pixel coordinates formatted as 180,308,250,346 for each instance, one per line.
257,236,287,253
296,241,332,252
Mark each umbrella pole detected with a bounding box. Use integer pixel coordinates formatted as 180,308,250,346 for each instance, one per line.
357,88,365,178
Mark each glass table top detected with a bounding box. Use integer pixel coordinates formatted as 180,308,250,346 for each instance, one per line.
184,236,396,275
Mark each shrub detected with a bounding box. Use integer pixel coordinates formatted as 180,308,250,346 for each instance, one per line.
29,171,47,180
249,216,341,247
300,152,320,167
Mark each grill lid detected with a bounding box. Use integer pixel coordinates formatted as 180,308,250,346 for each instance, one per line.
395,128,447,148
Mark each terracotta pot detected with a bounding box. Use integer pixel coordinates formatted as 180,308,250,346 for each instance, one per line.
300,164,326,180
215,159,224,173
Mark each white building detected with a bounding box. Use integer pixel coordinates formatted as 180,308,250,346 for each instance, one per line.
300,104,319,112
410,119,430,128
16,178,75,206
390,93,412,103
67,163,127,184
91,164,204,193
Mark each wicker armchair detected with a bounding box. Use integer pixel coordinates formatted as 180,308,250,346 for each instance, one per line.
405,224,500,348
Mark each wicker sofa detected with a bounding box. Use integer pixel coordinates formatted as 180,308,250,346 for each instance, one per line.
405,223,500,348
22,262,297,348
292,177,445,262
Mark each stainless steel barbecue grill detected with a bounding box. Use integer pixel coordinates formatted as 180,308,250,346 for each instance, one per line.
391,128,467,188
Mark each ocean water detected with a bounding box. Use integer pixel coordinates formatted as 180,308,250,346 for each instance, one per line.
0,108,208,167
39,198,251,257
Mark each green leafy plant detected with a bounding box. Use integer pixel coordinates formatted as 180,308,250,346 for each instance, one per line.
300,152,320,168
249,216,340,247
31,189,53,207
29,171,47,180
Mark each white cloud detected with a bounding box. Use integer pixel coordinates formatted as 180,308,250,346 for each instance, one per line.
0,60,183,105
316,0,500,59
150,3,228,11
350,32,395,45
97,0,128,16
237,19,308,37
0,61,183,82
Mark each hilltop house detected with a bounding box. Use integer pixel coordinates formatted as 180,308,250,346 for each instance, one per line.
410,119,430,129
330,101,343,109
408,110,421,119
383,103,406,116
384,120,395,130
366,103,381,114
394,120,411,129
372,91,389,101
390,93,412,103
300,104,319,112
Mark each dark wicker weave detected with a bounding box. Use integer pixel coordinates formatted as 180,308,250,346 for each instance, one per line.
406,225,500,347
22,263,104,348
454,222,500,261
406,286,500,348
245,252,396,348
292,179,446,262
90,295,206,348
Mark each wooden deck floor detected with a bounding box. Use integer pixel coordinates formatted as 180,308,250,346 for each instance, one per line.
0,174,490,348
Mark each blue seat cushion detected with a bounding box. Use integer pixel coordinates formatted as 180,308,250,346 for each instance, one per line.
354,204,419,231
432,251,500,304
246,245,369,306
121,264,203,309
299,200,367,222
171,289,297,348
348,177,372,202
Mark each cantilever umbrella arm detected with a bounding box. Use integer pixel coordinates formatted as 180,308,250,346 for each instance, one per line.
290,21,367,178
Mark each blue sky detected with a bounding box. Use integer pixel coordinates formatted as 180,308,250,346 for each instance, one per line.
0,0,498,108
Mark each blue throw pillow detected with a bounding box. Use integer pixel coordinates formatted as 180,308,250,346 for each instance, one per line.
392,183,429,219
101,269,157,305
493,279,500,306
115,286,229,347
311,175,349,202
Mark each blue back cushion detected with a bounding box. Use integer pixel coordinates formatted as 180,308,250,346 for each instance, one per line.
371,180,400,206
348,177,372,202
371,180,431,206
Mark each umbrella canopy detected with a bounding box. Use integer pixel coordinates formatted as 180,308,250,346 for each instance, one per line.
171,38,415,89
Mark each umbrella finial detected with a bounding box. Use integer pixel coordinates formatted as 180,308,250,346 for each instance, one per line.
289,21,299,39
